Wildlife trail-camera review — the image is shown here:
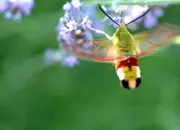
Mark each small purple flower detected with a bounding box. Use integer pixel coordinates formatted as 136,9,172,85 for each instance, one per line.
63,2,71,11
62,55,79,68
71,0,81,8
153,8,164,17
143,13,158,29
44,49,64,65
44,49,79,68
0,0,35,21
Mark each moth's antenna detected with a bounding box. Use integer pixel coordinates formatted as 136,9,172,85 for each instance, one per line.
125,6,154,26
98,4,119,26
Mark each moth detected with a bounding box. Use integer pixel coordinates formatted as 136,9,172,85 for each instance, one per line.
62,4,180,89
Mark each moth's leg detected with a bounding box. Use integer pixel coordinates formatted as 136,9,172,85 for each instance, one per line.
88,26,112,40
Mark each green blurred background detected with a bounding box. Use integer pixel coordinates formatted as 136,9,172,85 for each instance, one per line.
0,1,180,130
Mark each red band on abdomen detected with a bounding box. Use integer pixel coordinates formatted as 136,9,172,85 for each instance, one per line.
115,57,139,70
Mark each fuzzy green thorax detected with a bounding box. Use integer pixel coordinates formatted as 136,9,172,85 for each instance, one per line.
112,24,135,48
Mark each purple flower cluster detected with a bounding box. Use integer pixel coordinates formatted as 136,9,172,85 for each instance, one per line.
102,5,168,30
0,0,34,21
45,0,113,68
45,0,95,68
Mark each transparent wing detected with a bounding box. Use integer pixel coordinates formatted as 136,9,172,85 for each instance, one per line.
62,39,124,63
92,39,123,59
134,23,180,58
